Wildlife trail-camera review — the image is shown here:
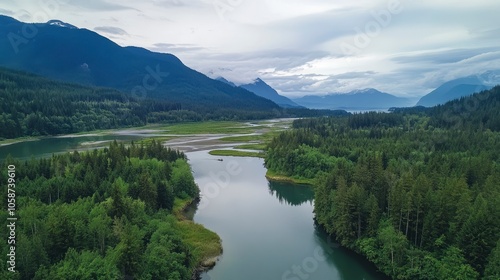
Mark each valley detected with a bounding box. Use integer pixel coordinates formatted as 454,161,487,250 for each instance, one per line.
0,119,386,280
1,7,499,280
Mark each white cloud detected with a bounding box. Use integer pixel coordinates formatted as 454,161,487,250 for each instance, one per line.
3,0,500,97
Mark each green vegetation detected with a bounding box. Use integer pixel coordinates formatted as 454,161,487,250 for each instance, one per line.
265,170,316,185
156,121,260,135
0,67,348,140
0,140,220,279
0,67,201,139
265,86,500,279
235,143,267,150
209,149,264,158
219,132,279,143
219,134,262,142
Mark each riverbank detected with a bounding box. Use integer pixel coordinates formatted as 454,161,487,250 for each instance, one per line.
0,119,292,155
189,150,385,280
0,136,39,147
208,149,265,158
173,198,223,278
265,170,316,185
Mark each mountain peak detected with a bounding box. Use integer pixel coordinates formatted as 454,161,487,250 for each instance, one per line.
253,78,264,84
0,17,280,112
46,20,77,29
294,88,410,110
350,88,379,95
215,77,236,87
240,78,302,108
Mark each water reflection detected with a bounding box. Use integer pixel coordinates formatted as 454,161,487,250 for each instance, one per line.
313,223,389,280
0,135,144,160
267,180,314,206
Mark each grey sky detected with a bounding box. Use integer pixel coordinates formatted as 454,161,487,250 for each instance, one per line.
2,0,500,97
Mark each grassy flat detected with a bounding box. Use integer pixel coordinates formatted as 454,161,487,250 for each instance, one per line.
265,170,316,185
219,131,280,142
234,143,267,150
152,121,261,135
173,198,222,272
209,149,265,158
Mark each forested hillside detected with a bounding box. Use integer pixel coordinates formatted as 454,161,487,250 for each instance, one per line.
265,86,500,279
0,67,192,139
0,141,219,279
0,16,281,113
0,67,344,140
428,86,500,131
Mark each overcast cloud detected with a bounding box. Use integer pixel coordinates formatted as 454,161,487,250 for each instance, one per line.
2,0,500,97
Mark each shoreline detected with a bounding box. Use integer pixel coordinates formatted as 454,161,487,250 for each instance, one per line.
174,198,223,279
208,149,265,158
0,136,40,147
265,170,316,186
0,119,298,279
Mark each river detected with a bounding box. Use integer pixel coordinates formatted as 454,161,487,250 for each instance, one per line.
0,129,386,280
188,150,386,280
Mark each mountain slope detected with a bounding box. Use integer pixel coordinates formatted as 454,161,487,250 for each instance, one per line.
428,85,500,131
0,67,187,138
215,77,237,87
0,15,279,112
416,76,493,107
239,78,303,108
293,88,411,110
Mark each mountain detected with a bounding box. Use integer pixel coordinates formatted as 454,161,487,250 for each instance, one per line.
416,75,494,107
239,78,303,108
428,85,500,131
0,66,187,138
0,15,279,113
293,88,412,110
215,77,236,87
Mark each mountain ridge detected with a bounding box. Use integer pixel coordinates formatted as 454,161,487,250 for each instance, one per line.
0,15,280,113
293,88,412,110
416,75,495,107
238,78,303,108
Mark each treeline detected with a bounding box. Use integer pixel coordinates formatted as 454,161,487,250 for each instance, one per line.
0,67,344,139
0,68,187,138
428,86,500,131
0,140,206,279
392,86,500,132
265,87,500,279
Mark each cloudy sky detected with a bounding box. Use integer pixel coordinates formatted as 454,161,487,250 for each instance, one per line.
2,0,500,98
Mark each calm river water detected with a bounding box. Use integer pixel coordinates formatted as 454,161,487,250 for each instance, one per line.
188,150,386,280
0,134,386,280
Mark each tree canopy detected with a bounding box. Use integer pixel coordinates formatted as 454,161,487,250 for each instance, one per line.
265,86,500,279
0,140,205,279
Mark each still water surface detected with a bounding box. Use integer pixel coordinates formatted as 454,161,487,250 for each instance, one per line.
0,135,386,280
188,151,386,280
0,134,144,160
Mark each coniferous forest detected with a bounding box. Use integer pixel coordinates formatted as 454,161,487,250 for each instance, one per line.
0,140,217,280
0,67,346,139
265,86,500,279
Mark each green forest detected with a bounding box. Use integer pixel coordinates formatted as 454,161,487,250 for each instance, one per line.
265,86,500,279
0,140,220,280
0,67,346,139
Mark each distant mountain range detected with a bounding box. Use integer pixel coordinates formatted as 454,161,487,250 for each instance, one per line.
0,15,279,113
293,88,413,110
216,77,302,108
416,73,498,107
1,15,498,113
